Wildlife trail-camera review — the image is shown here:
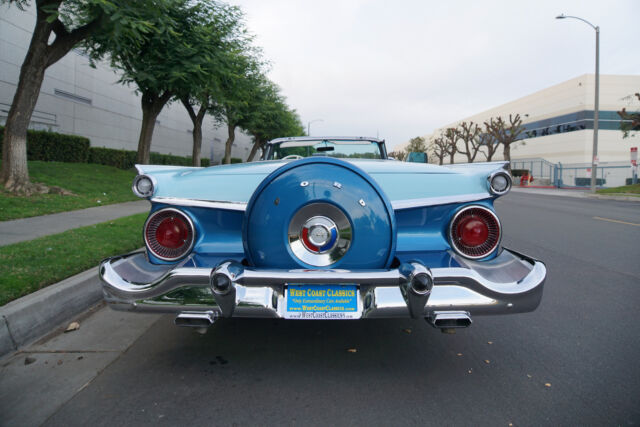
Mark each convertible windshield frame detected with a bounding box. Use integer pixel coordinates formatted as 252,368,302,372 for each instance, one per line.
262,136,387,161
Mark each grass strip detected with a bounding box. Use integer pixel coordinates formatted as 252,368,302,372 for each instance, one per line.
596,183,640,196
0,161,137,221
0,213,146,306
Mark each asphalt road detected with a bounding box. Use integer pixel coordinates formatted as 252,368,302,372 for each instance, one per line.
4,192,640,426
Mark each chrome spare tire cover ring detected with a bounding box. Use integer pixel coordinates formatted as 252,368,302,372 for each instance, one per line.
288,203,352,266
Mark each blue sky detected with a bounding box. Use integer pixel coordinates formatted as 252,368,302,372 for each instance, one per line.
229,0,640,150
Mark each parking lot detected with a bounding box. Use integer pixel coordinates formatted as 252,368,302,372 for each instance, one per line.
2,191,639,426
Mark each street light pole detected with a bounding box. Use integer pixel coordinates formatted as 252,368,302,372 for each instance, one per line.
556,14,600,193
307,119,323,136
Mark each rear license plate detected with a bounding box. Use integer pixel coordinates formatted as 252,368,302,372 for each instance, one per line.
285,284,359,319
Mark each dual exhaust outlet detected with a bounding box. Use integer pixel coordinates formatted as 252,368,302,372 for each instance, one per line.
174,311,217,330
174,309,473,332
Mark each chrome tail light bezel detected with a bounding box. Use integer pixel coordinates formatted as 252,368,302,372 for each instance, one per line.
132,174,157,198
144,208,196,261
487,170,512,196
448,205,501,259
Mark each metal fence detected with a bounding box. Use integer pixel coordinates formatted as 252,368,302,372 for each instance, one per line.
511,158,556,186
510,157,635,188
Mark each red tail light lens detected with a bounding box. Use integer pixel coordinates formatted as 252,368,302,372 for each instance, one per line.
144,208,195,261
449,206,500,259
156,217,190,249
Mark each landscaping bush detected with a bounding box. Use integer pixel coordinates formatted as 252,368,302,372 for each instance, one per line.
1,126,212,169
88,147,137,169
0,125,90,163
230,157,242,164
90,147,211,169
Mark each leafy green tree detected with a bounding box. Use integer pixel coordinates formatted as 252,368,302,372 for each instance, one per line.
406,136,427,153
179,8,247,167
245,82,304,162
88,0,243,164
1,0,161,194
617,93,640,138
218,50,265,164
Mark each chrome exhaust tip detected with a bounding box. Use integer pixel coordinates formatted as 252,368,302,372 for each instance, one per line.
427,311,472,330
174,311,217,328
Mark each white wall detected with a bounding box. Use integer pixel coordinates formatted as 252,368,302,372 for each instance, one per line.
0,2,254,163
400,74,640,165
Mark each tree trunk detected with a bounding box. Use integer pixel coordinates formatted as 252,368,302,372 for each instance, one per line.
247,138,263,162
191,122,203,167
224,123,236,164
438,156,443,165
449,153,455,164
137,91,171,164
1,3,100,194
1,9,51,193
502,142,511,164
485,143,498,161
181,99,207,167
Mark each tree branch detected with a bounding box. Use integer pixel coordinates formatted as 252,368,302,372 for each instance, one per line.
50,18,68,38
46,17,102,67
181,97,198,123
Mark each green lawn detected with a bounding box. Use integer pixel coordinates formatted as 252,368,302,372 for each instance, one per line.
0,161,138,221
0,213,146,306
596,183,640,196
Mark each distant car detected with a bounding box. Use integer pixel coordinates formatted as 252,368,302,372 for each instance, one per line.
100,137,545,332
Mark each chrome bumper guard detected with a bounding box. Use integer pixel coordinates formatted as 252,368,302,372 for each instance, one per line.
99,248,545,320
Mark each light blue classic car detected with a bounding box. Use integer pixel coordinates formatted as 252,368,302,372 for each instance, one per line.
100,136,545,332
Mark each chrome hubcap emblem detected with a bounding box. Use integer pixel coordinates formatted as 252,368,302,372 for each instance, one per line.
289,203,352,266
301,216,337,253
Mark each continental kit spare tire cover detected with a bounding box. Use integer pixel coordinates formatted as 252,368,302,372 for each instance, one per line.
243,157,396,269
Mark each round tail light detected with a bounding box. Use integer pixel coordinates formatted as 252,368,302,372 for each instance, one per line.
144,208,195,261
449,206,500,259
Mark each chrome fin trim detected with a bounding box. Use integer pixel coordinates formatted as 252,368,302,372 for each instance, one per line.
151,193,492,212
391,192,490,210
150,197,247,211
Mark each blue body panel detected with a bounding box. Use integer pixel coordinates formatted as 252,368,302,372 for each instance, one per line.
243,157,396,269
138,159,503,204
140,159,505,269
146,203,245,266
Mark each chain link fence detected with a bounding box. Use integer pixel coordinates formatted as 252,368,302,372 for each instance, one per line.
510,157,635,188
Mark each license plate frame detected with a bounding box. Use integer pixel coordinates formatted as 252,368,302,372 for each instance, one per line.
284,284,360,319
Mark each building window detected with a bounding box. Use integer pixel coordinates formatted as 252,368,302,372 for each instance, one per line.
54,89,92,105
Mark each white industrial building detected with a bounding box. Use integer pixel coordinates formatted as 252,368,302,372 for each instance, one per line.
408,74,639,164
405,74,639,187
0,3,254,163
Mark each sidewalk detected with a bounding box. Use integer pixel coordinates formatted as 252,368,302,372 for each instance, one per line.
0,200,149,247
511,186,589,199
511,186,640,202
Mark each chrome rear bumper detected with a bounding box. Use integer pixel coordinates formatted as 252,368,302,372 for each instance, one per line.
99,248,545,320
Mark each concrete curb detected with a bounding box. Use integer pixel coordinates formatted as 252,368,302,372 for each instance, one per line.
511,187,640,202
587,194,640,202
0,267,102,358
